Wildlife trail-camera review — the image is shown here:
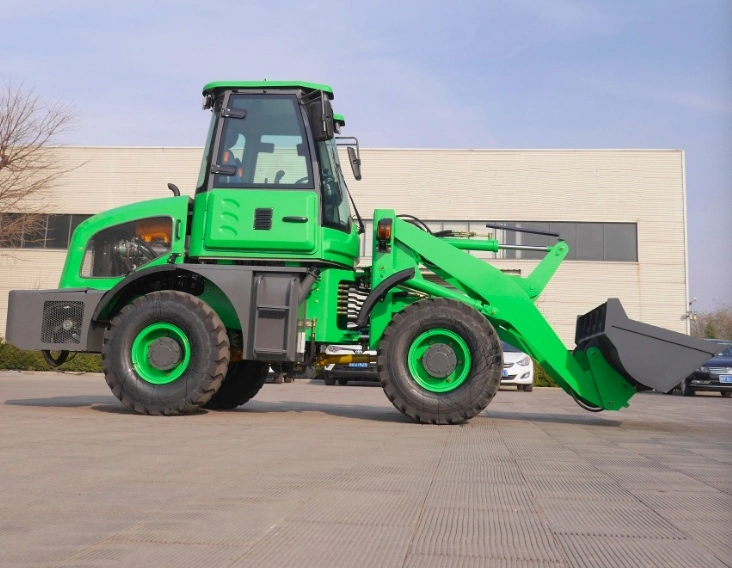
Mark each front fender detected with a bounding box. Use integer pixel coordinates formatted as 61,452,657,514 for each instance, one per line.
59,196,191,289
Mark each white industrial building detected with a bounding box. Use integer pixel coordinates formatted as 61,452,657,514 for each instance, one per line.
0,147,691,346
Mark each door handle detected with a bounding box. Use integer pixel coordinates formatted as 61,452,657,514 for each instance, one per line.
282,216,308,223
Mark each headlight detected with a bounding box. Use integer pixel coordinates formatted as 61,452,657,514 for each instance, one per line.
517,356,531,366
699,365,709,373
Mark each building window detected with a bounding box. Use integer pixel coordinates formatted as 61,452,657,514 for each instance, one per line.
359,219,637,262
0,213,92,249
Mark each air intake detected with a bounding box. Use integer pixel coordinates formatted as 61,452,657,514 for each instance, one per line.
254,208,273,230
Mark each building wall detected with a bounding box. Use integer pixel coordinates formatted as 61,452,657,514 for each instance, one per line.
0,147,689,346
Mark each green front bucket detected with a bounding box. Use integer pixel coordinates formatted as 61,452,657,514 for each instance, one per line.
575,298,717,393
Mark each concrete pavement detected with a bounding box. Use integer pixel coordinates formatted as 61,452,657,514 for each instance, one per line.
1,371,731,567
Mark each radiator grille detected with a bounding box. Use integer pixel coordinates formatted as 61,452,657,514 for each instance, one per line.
41,301,84,344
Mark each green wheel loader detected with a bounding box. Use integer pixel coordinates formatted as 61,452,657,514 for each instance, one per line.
5,81,716,423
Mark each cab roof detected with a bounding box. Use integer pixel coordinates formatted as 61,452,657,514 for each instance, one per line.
202,81,334,99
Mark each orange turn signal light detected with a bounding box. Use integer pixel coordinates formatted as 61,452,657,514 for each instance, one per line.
376,219,392,241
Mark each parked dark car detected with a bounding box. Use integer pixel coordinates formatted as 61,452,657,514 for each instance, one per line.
676,339,732,397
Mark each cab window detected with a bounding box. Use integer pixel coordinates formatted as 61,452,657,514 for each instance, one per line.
213,95,312,188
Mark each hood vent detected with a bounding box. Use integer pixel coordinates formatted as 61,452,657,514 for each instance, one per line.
254,208,273,230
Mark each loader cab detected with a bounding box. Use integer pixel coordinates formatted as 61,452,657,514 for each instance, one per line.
188,81,359,267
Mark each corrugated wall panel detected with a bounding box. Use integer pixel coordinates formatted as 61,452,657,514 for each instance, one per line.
1,148,689,344
11,147,203,213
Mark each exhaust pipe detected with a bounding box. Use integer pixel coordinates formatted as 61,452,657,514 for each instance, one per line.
575,299,717,393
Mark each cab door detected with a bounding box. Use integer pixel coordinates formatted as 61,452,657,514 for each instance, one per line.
201,93,320,257
203,189,318,254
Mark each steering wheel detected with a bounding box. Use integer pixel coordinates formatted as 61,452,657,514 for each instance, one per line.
294,176,310,184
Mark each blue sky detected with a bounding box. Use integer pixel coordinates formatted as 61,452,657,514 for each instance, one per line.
1,0,730,312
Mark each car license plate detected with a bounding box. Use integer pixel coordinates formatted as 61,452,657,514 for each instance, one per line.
349,363,369,368
720,375,732,383
502,369,508,377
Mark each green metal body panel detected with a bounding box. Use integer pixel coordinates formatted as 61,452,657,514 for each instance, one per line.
188,191,359,266
196,280,242,330
322,225,360,268
59,196,190,289
203,190,318,253
366,210,633,410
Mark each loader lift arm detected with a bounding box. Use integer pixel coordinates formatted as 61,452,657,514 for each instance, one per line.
367,210,716,411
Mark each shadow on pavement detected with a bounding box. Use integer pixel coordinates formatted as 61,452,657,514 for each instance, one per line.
6,395,118,408
230,399,413,423
485,409,621,427
4,396,411,422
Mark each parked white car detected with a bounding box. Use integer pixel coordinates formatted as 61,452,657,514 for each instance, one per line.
501,341,534,391
322,344,378,386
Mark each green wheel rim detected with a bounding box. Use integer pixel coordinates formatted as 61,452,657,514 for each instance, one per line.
131,323,191,385
407,328,471,393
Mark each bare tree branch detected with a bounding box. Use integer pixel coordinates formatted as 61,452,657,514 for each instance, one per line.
0,77,79,249
692,303,732,341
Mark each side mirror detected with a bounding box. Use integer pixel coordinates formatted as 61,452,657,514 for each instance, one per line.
307,98,334,142
347,146,362,181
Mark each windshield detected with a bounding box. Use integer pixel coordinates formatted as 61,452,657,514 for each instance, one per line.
318,138,352,231
212,94,312,189
195,112,217,192
717,345,732,357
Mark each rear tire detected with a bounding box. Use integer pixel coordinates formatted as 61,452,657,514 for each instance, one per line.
721,391,731,398
680,378,695,397
204,360,269,410
102,291,229,415
323,372,336,386
378,298,502,425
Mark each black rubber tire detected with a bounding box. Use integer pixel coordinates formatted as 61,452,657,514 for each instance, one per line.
680,378,695,397
337,378,348,386
523,384,534,392
102,291,229,415
516,385,522,391
203,360,269,410
323,372,336,386
378,298,502,425
721,391,731,398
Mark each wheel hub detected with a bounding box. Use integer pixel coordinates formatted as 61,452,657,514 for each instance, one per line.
130,322,191,385
422,344,457,378
407,328,472,393
148,337,182,370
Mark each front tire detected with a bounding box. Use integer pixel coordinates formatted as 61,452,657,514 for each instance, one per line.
378,298,502,425
522,384,534,392
102,291,229,415
204,361,269,410
680,378,695,397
